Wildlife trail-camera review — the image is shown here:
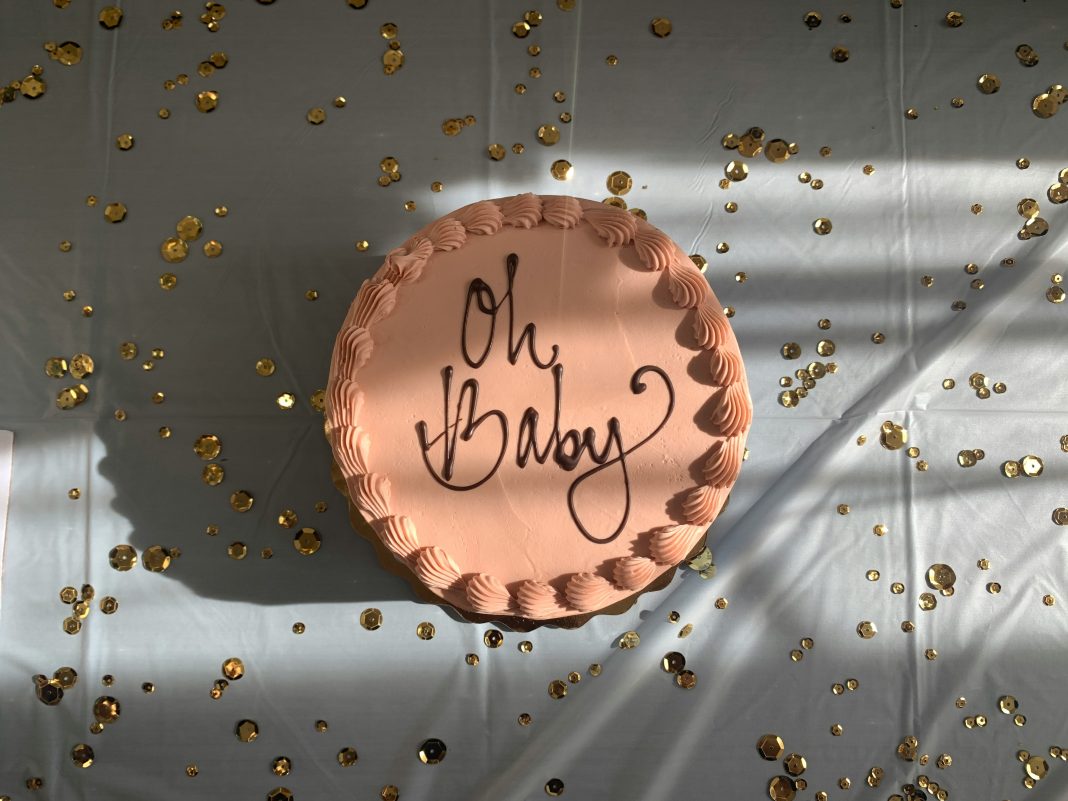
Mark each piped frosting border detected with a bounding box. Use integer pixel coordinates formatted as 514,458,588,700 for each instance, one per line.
325,194,752,620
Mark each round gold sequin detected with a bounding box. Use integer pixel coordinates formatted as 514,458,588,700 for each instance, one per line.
333,746,359,767
203,240,223,257
194,434,222,460
926,564,956,590
71,743,94,768
488,144,506,161
109,544,137,571
220,658,244,681
675,670,697,689
768,776,796,801
418,738,446,764
813,218,832,235
93,696,120,724
918,592,937,611
176,216,202,241
230,490,254,513
661,652,686,673
466,654,479,666
161,238,188,263
830,46,850,62
483,629,504,648
142,545,172,572
537,124,560,146
988,582,1002,594
360,608,382,630
200,461,224,487
293,528,321,556
725,161,748,182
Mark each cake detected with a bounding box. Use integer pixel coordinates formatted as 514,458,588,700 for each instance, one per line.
325,193,752,625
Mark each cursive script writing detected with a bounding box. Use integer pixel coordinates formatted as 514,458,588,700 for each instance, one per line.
415,253,674,544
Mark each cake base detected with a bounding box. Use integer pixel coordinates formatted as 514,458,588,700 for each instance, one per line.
329,455,722,631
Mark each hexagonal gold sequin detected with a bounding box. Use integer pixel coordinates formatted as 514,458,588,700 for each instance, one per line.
650,17,672,37
337,747,358,766
416,621,436,640
360,608,382,630
548,679,568,699
195,90,219,112
606,171,633,196
235,719,259,742
758,734,785,761
293,527,321,555
230,491,254,512
418,738,446,764
550,159,573,180
784,753,807,776
104,202,127,223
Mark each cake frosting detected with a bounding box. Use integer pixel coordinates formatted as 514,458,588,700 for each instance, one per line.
325,194,752,622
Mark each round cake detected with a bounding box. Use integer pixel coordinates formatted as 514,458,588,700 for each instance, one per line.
325,194,752,625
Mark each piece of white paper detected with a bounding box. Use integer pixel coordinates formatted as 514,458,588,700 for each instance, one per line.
0,430,11,610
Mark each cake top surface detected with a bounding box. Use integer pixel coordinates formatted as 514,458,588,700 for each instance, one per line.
326,194,751,622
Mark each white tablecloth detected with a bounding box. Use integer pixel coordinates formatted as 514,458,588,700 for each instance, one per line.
2,1,1067,799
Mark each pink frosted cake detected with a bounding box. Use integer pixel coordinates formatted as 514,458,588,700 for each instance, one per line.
325,194,751,624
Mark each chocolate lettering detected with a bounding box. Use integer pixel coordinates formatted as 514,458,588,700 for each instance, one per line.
416,253,675,543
